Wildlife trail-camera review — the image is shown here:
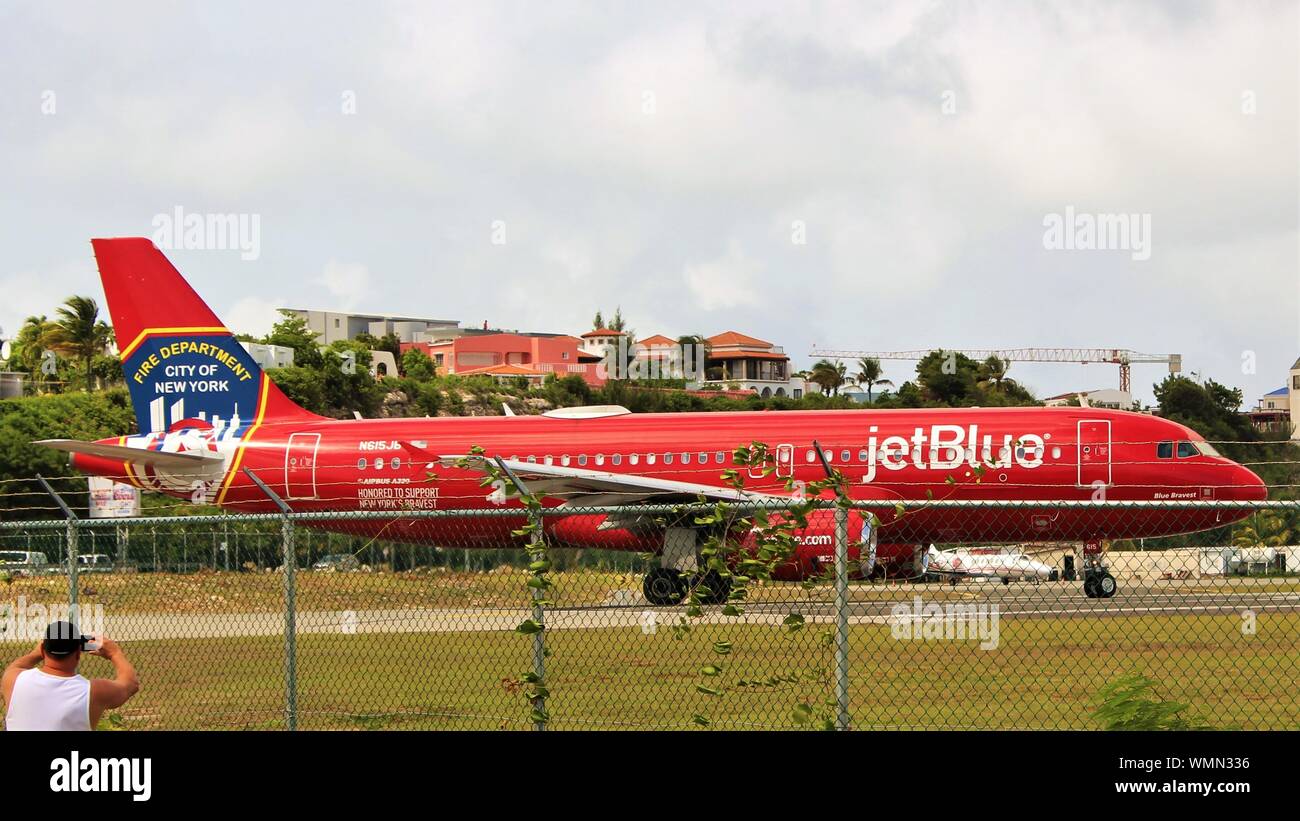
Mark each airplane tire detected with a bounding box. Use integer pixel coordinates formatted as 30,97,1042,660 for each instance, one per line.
1097,572,1117,598
644,569,686,606
693,570,732,605
1083,575,1099,598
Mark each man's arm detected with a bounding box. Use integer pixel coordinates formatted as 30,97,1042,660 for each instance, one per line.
2,644,44,708
88,638,140,723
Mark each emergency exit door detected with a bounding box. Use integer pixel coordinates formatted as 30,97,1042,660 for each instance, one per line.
285,432,321,499
1076,420,1112,488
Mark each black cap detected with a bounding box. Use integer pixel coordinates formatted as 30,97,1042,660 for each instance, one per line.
43,621,88,657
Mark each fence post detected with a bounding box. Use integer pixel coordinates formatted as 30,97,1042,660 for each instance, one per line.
36,475,78,609
494,457,547,730
244,469,297,731
811,442,852,731
833,503,851,731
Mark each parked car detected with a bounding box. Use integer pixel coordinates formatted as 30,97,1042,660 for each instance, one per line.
78,554,115,573
0,550,49,576
312,553,360,572
42,553,115,575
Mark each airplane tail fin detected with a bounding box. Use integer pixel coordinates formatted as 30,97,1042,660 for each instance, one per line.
92,238,322,434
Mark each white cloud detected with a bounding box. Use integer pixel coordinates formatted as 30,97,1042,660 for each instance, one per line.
316,261,372,311
683,241,761,312
222,295,286,339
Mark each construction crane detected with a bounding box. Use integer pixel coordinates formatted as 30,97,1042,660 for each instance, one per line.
808,347,1182,393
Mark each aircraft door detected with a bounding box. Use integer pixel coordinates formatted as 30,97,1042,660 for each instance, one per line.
285,432,321,499
775,444,794,478
1076,420,1112,488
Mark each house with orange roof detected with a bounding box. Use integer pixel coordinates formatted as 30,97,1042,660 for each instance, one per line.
701,331,804,398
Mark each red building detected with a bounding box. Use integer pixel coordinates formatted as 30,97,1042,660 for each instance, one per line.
402,333,606,386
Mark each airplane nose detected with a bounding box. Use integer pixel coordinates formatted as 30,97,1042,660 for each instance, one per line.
1235,465,1268,502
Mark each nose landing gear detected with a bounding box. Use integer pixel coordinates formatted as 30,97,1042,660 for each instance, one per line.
1080,539,1117,598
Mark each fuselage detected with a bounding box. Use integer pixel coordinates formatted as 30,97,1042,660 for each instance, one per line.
73,405,1267,556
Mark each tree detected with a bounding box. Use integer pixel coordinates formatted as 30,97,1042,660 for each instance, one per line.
1232,511,1291,548
608,307,626,332
50,296,114,391
592,310,604,330
264,310,322,368
916,349,980,405
810,359,847,395
977,355,1012,393
401,347,436,380
855,357,893,402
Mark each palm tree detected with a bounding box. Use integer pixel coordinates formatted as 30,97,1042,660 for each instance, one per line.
810,359,847,395
977,355,1016,393
11,315,61,390
1232,512,1291,549
50,296,113,391
855,357,893,402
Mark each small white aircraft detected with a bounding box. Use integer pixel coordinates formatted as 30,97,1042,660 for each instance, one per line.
921,546,1058,584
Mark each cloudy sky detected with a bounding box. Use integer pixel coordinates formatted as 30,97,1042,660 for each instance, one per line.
1,1,1296,405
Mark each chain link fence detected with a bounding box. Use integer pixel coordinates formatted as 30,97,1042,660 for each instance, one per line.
2,499,1299,730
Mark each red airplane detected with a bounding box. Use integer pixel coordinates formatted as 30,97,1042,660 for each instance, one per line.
39,238,1267,604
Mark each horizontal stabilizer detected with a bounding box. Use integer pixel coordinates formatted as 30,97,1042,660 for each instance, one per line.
35,439,222,471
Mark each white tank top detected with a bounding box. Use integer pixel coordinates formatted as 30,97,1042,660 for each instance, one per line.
5,668,92,731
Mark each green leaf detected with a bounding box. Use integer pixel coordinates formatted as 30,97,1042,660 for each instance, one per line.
792,703,813,724
515,619,544,635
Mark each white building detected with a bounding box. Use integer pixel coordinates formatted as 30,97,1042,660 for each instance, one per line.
239,342,295,370
1043,388,1136,410
282,308,461,346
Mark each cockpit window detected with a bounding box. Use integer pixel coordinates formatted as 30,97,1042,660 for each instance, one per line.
1197,441,1222,458
1157,441,1173,459
1177,441,1200,458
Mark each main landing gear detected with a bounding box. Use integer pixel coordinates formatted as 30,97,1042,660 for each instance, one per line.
641,528,733,606
641,568,733,606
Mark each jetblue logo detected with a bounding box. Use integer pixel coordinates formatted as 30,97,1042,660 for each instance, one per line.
49,751,151,802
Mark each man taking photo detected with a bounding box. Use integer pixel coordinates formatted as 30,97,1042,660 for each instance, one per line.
2,621,140,731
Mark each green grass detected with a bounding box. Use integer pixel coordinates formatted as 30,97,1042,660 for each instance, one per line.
4,612,1295,730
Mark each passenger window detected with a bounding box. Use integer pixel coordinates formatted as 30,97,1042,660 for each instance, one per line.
647,453,656,465
805,449,816,463
664,453,674,465
612,454,622,466
561,454,571,466
629,453,639,465
858,449,869,462
840,449,851,463
681,453,691,464
1156,441,1173,459
578,454,588,466
715,451,725,464
595,454,605,466
1177,441,1199,458
699,452,708,464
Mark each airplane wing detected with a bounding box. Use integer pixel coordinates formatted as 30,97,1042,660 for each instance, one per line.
441,454,788,508
35,439,222,471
